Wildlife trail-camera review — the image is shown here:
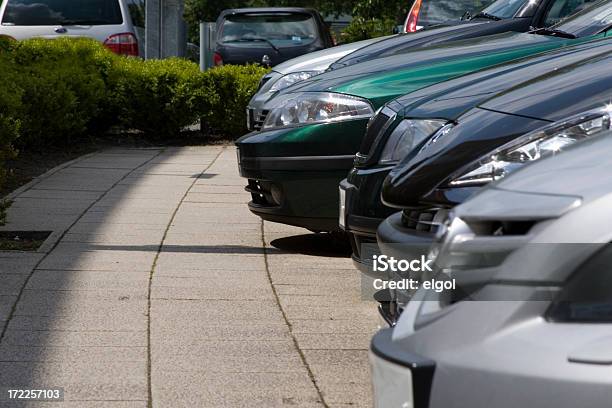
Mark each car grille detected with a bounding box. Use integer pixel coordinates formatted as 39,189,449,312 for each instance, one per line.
358,112,391,157
356,107,397,165
248,109,269,131
401,208,448,234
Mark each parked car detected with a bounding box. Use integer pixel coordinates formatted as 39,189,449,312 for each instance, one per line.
371,132,612,408
247,36,389,131
330,0,597,70
248,0,579,131
342,0,612,275
0,0,140,56
214,8,334,67
374,41,612,324
236,0,608,233
342,37,612,278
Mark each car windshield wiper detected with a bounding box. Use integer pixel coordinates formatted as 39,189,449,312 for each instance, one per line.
532,27,577,39
472,12,502,21
236,36,280,53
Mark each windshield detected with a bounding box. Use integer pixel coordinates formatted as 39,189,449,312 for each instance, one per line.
1,0,123,26
479,0,530,18
219,13,317,46
418,0,495,25
553,0,612,36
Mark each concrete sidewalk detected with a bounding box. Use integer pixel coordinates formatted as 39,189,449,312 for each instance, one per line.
0,146,379,408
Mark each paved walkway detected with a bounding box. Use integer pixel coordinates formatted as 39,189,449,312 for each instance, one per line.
0,146,379,408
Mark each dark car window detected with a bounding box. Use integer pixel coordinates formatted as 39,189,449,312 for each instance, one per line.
418,0,495,25
219,13,318,47
552,0,612,35
128,0,145,28
479,0,531,18
1,0,123,26
544,0,599,26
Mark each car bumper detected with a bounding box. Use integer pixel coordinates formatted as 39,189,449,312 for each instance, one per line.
340,178,381,276
370,328,435,408
339,166,396,277
236,120,369,231
243,167,353,231
238,153,355,232
377,212,437,323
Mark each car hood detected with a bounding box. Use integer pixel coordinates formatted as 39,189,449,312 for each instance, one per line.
273,32,569,108
329,21,480,69
478,62,612,122
382,41,612,207
392,39,612,121
272,37,388,75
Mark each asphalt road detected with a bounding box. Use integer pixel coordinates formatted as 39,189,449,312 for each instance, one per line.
0,146,379,407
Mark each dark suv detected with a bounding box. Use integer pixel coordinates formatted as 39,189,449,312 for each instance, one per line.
213,8,334,67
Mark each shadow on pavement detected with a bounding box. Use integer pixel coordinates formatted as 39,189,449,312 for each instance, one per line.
270,233,351,258
75,244,265,255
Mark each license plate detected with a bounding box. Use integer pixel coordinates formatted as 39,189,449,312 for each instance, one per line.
339,186,346,230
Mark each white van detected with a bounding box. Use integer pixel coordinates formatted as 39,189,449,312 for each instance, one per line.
0,0,144,56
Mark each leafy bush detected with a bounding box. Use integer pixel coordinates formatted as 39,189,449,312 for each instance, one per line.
0,40,21,222
4,37,266,143
105,52,267,138
340,17,396,43
109,57,208,137
11,38,113,147
200,64,270,137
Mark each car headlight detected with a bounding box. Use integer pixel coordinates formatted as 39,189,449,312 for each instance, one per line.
262,92,374,130
269,71,323,93
379,119,450,164
448,107,612,187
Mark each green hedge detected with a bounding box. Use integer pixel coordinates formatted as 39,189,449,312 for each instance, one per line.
0,37,269,221
0,38,21,199
201,64,268,137
0,37,268,144
11,38,114,147
109,57,208,136
341,17,396,43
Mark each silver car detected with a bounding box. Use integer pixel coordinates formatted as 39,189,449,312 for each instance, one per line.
0,0,142,56
246,37,386,131
370,130,612,408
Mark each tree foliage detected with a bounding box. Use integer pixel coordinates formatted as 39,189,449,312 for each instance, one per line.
184,0,411,30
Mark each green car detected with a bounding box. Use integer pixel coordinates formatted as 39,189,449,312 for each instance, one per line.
236,2,611,232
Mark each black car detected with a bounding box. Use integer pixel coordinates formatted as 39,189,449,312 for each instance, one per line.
330,0,597,70
374,37,612,324
340,0,612,275
214,8,334,67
